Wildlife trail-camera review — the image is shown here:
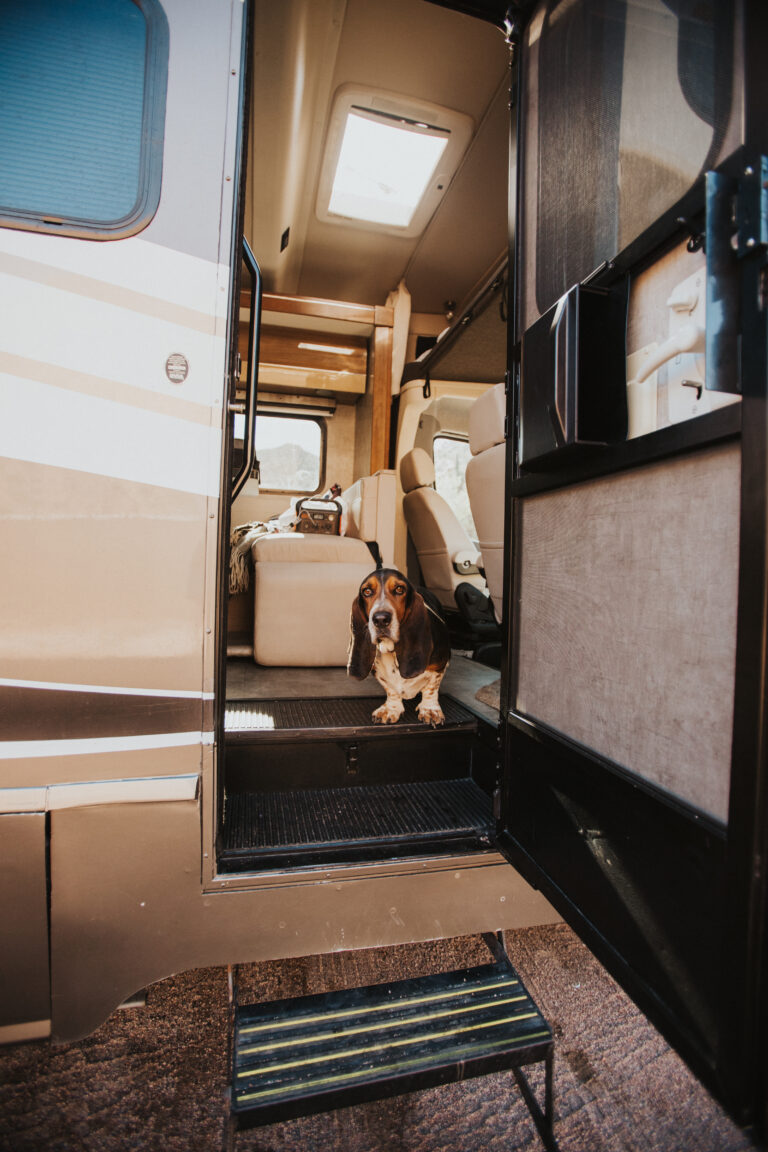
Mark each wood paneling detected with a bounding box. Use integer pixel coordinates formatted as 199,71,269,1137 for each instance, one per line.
259,326,367,374
370,326,393,474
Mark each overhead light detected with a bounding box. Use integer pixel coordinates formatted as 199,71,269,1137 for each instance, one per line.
298,341,355,355
317,86,473,238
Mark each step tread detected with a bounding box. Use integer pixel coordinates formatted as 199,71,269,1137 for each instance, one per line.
232,957,552,1125
221,777,492,855
224,694,477,742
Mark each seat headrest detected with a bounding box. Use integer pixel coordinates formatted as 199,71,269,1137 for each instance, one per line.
399,448,435,493
469,382,506,455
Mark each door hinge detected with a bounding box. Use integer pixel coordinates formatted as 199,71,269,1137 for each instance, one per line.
736,156,768,259
493,786,502,821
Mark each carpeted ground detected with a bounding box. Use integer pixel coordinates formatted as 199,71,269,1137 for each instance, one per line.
0,924,756,1152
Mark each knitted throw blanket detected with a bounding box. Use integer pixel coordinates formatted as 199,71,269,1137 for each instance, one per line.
229,521,270,594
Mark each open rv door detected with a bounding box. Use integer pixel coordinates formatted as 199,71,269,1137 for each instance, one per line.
489,0,768,1132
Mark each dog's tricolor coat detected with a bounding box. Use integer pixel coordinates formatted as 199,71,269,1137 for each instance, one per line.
348,568,450,726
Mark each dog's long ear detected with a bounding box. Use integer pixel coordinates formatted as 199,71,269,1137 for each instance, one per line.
347,595,375,680
396,589,434,679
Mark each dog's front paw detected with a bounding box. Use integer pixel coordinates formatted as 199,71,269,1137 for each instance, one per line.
417,703,445,727
372,701,403,724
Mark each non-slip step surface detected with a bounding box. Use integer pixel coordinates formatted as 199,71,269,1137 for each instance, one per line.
231,956,553,1129
222,777,492,854
224,695,477,741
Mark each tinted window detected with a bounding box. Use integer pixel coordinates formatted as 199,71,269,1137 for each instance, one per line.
0,0,168,237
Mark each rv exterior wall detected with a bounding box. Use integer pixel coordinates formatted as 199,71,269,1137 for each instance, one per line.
50,793,554,1040
0,0,559,1043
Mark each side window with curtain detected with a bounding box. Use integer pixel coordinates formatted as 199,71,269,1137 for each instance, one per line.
0,0,168,239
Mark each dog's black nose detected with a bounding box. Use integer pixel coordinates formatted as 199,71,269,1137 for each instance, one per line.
372,610,391,629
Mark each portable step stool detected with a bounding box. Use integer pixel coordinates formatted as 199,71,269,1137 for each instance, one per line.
227,934,558,1150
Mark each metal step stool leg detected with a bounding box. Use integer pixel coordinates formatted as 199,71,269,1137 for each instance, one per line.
512,1046,558,1152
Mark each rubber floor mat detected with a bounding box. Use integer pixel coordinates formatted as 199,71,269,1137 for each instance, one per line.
223,778,492,851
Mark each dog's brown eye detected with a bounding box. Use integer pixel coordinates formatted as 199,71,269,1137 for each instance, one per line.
362,587,374,597
393,585,406,596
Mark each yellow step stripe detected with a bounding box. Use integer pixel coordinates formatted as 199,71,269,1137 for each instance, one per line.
237,1009,539,1079
238,975,519,1038
238,993,528,1056
236,1028,551,1104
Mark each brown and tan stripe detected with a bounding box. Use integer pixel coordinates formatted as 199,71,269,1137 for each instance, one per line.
0,684,212,742
0,250,220,335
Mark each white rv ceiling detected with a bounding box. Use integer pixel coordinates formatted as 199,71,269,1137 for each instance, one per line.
244,0,510,315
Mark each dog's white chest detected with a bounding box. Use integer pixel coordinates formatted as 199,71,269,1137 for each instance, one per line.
373,648,433,700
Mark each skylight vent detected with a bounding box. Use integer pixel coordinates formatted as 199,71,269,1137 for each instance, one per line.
317,86,473,238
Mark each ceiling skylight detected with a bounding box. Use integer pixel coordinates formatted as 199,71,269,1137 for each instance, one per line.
317,86,474,238
328,109,449,228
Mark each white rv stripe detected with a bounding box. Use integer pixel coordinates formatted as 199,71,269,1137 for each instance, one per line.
0,230,230,318
49,774,200,809
0,250,220,335
0,349,216,427
1,373,222,496
0,677,214,700
0,732,215,759
0,775,200,813
0,270,225,412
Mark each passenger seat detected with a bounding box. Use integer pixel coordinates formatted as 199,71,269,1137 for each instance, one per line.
466,382,506,623
400,447,486,612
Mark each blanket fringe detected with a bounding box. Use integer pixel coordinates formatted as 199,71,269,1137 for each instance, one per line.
229,521,269,594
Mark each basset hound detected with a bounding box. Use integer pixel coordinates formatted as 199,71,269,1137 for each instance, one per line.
348,568,450,726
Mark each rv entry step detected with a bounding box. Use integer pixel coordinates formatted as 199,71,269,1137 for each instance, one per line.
224,694,479,744
229,934,557,1149
219,776,493,868
220,694,495,868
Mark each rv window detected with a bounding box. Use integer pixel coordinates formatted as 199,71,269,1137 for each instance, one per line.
433,436,477,542
0,0,168,239
255,415,324,494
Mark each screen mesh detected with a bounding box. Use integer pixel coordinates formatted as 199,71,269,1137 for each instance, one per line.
515,442,740,821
